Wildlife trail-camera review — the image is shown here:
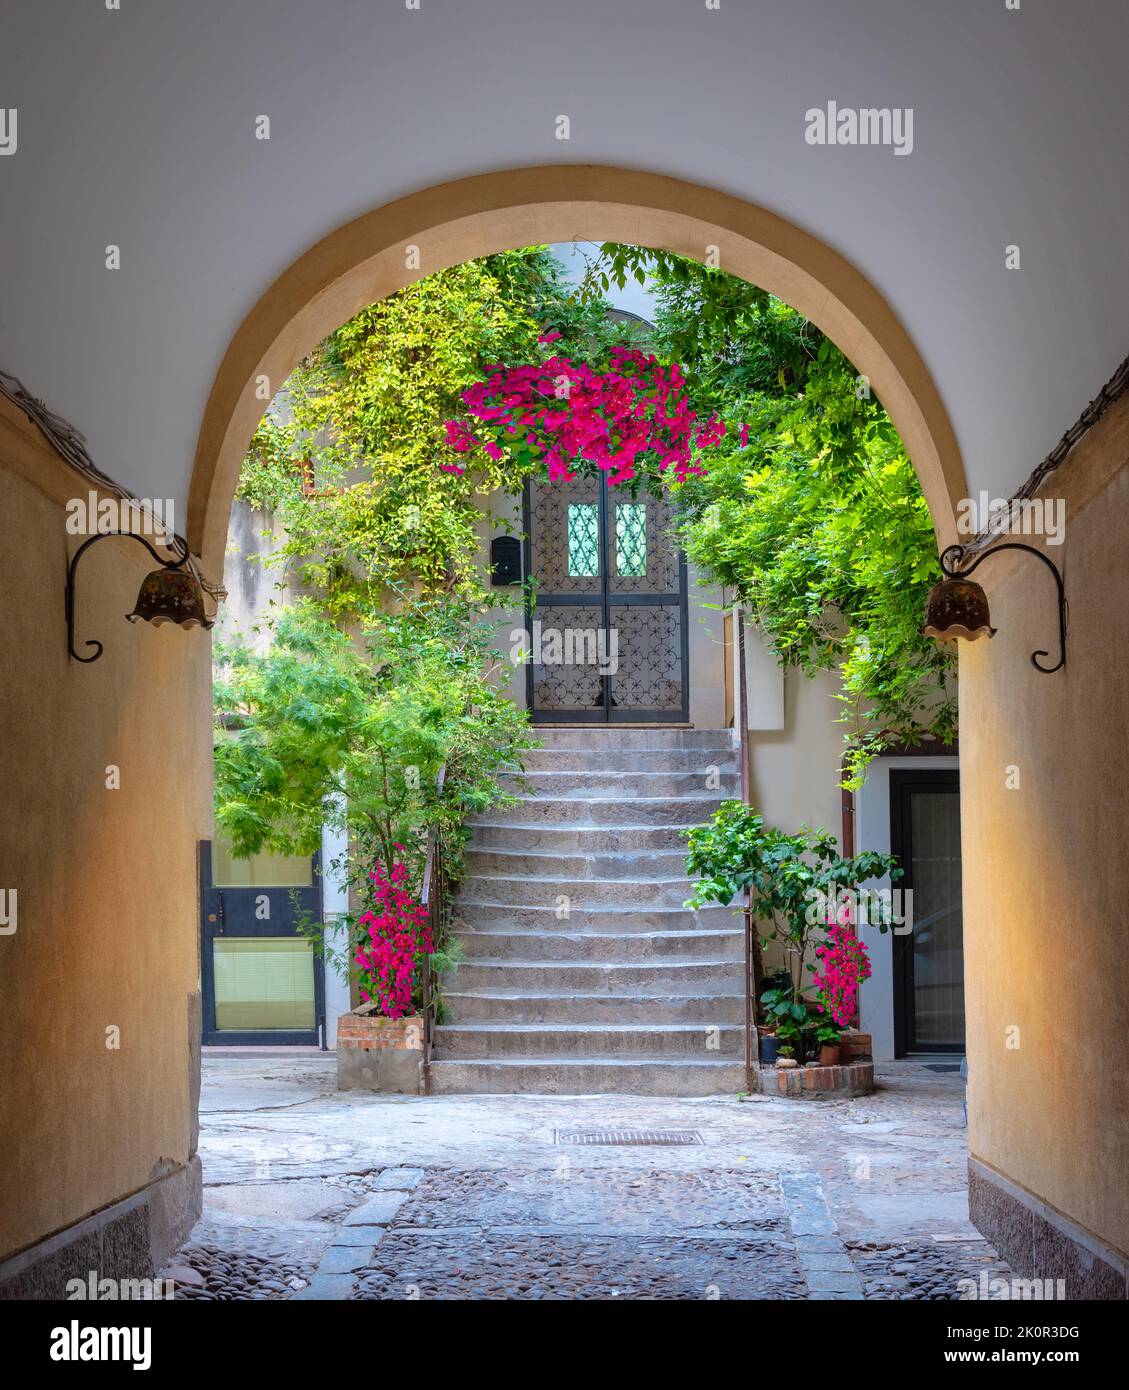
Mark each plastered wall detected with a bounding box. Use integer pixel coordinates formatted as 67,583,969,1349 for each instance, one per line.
961,393,1129,1259
0,400,211,1260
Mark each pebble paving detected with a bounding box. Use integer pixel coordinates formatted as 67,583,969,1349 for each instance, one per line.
166,1056,1014,1301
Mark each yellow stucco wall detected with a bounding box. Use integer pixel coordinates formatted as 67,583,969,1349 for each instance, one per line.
962,394,1129,1259
0,401,210,1260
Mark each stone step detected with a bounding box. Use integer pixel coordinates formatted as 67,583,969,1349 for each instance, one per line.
454,927,743,962
437,723,742,1095
530,727,734,750
500,769,737,799
463,847,691,880
426,1056,746,1096
517,748,737,773
458,874,696,909
453,902,738,933
472,795,732,827
467,823,696,852
432,1022,745,1057
442,989,745,1024
447,958,742,993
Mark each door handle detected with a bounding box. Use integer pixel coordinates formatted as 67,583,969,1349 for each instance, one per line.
206,889,225,934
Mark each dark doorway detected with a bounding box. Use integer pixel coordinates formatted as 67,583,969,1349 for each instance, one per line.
890,770,965,1055
199,839,325,1046
522,474,689,723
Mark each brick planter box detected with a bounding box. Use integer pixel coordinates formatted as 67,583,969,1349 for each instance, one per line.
756,1060,875,1099
336,1013,424,1094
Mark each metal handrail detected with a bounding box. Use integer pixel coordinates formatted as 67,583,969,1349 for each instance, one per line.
418,764,447,1095
735,608,763,1092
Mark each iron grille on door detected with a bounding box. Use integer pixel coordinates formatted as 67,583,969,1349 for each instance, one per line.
523,474,689,723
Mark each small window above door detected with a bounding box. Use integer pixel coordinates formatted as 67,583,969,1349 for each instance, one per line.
615,503,648,577
567,503,599,577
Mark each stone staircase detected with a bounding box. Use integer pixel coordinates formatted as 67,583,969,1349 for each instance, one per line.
429,727,746,1095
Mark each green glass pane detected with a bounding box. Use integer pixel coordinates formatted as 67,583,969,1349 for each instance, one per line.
616,503,648,577
567,503,599,577
213,837,312,888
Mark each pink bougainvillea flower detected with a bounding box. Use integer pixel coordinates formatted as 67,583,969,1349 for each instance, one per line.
811,923,872,1029
353,859,434,1020
440,349,724,489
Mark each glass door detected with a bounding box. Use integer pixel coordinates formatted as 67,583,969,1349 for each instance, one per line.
199,839,325,1046
891,770,965,1054
523,475,688,722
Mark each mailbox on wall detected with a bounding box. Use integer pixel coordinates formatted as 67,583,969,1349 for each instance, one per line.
490,535,522,586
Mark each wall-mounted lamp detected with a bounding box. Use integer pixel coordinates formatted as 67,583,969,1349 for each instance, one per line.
66,530,214,663
923,541,1066,673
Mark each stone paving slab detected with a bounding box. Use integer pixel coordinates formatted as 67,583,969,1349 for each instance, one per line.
780,1170,865,1300
329,1226,391,1248
373,1167,425,1191
317,1245,379,1275
293,1273,358,1301
342,1191,410,1225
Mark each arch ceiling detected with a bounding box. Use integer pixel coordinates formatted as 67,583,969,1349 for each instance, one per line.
2,0,1127,529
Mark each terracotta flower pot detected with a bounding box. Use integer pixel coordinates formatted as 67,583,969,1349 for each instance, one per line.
819,1043,841,1066
838,1033,851,1064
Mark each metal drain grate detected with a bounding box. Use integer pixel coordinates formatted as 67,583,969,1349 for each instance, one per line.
922,1064,961,1073
554,1128,703,1147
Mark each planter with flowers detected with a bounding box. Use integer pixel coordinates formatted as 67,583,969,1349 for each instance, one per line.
685,803,899,1095
337,859,432,1093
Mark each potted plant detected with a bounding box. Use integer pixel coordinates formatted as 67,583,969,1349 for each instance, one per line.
759,1031,780,1065
815,1022,843,1066
686,804,898,1066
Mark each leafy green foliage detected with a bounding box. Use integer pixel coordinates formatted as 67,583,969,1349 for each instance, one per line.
685,802,900,1053
238,250,621,617
213,600,537,980
579,247,957,784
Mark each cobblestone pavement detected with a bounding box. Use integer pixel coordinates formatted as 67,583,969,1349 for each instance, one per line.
166,1053,1010,1301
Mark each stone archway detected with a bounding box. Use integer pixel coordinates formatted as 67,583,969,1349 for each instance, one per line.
189,165,966,576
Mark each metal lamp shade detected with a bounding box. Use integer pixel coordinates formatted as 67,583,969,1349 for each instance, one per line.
923,577,996,644
126,568,214,630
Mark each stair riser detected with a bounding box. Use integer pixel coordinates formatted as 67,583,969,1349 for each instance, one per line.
449,961,742,992
501,771,738,799
463,849,690,880
518,749,737,773
453,904,739,933
472,797,732,826
443,994,746,1024
467,824,695,852
438,724,742,1094
455,930,743,962
529,728,734,750
433,1028,745,1058
427,1060,746,1096
459,876,695,909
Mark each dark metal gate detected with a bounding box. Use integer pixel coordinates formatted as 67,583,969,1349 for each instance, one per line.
522,474,689,723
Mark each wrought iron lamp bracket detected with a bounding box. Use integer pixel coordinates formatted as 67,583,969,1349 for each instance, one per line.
65,529,191,663
940,541,1067,674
